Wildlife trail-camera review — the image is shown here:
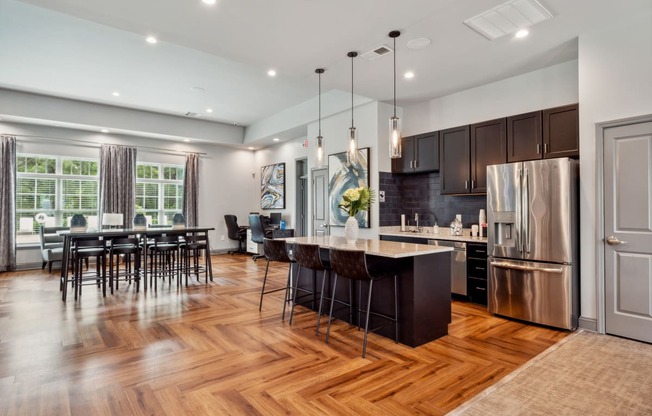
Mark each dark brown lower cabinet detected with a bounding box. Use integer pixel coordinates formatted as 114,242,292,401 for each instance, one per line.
467,243,488,306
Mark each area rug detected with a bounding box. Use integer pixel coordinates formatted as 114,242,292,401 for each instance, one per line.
449,330,652,415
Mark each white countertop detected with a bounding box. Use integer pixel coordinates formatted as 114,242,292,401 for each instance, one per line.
379,226,488,244
282,235,453,259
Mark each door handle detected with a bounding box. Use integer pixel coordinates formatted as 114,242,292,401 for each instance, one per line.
606,236,627,246
321,224,329,228
491,262,563,274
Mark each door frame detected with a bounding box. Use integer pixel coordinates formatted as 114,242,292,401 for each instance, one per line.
295,158,308,237
595,113,652,335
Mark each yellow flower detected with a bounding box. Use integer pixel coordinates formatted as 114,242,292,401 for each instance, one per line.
338,186,375,217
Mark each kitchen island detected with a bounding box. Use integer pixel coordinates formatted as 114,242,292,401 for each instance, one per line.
283,236,452,347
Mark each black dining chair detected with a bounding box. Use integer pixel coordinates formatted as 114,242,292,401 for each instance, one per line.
248,214,270,261
224,214,247,254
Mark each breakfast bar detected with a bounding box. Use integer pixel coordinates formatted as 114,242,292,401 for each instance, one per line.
284,236,453,347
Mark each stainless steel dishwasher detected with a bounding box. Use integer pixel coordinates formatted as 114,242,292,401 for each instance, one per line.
429,240,467,296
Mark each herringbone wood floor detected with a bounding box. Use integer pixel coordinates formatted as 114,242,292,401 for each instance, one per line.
0,254,567,415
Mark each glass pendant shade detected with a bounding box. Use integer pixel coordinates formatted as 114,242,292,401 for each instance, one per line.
347,127,358,164
389,115,401,158
316,135,324,167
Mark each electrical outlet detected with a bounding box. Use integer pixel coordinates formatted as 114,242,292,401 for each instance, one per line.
379,190,386,202
220,235,225,241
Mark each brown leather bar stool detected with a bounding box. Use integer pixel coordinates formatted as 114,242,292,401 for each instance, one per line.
327,248,399,358
259,238,295,319
289,243,331,333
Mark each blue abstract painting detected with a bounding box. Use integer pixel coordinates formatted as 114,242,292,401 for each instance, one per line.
260,162,285,209
328,147,369,228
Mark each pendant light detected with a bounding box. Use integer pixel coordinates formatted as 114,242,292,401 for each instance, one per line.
389,30,402,159
315,68,325,168
347,51,358,164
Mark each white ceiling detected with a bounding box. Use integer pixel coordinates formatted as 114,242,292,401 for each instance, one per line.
0,0,650,145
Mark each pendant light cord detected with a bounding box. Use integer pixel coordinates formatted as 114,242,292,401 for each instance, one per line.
393,36,397,118
351,54,354,129
318,71,322,136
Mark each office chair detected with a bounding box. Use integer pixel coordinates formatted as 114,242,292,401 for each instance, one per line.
224,215,247,254
248,214,269,261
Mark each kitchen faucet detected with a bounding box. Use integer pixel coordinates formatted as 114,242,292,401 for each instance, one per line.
414,212,420,231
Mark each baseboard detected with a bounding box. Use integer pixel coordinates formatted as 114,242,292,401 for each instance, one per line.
15,262,47,271
578,316,598,332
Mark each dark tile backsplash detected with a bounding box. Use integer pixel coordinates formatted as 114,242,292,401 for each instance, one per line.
379,171,486,228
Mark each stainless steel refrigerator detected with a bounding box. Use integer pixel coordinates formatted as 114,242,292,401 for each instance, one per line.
487,157,578,330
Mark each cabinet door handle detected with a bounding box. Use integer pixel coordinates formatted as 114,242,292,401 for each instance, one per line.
471,180,475,189
536,144,541,154
414,159,418,168
544,143,549,154
409,160,413,168
465,180,468,189
475,250,486,254
475,267,485,271
476,287,486,291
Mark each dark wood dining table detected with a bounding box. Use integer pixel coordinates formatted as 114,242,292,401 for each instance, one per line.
58,226,215,293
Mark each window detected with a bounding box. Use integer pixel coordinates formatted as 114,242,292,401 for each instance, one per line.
16,154,99,244
136,163,184,225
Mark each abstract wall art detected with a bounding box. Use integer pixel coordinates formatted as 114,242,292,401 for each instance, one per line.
328,147,370,228
260,162,285,209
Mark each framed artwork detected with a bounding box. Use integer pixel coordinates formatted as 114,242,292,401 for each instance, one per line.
260,162,285,209
328,147,370,228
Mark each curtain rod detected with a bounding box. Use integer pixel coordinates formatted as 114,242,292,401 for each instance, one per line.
4,134,207,156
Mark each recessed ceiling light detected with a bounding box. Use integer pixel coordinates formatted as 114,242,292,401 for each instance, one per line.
404,71,415,79
146,36,157,44
206,108,213,113
407,38,431,50
183,138,191,142
248,146,255,150
267,69,277,77
273,138,280,142
202,0,216,4
101,129,109,133
112,91,120,97
515,29,529,38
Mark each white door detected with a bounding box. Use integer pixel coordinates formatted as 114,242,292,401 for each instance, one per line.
604,120,652,343
312,168,329,236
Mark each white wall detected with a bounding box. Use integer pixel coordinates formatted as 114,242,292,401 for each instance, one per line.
2,121,257,266
403,59,579,136
578,10,652,322
260,101,384,238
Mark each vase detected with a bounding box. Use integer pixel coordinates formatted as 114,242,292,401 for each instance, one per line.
69,214,87,231
344,216,359,243
172,213,186,229
133,213,147,231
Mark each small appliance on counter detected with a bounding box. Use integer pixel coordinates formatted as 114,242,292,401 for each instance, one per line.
487,157,578,330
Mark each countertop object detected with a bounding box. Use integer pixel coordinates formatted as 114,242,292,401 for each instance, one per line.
282,235,453,258
379,226,488,244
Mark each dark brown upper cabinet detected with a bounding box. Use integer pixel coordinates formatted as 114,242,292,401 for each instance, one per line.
507,104,579,162
440,125,470,194
543,104,579,159
440,119,506,195
391,132,439,174
470,118,507,193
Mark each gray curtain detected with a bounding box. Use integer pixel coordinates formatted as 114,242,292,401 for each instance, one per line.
183,153,199,227
99,144,137,228
0,135,16,272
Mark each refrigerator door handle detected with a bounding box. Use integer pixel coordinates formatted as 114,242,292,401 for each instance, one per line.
523,168,530,253
516,168,523,253
491,261,563,274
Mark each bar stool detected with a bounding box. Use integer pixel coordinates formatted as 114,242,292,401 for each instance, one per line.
259,238,295,318
69,238,108,301
327,248,399,358
148,235,180,290
289,243,331,333
108,237,141,293
180,234,212,286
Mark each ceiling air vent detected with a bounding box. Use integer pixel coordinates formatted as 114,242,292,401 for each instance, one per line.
184,112,200,117
464,0,553,40
361,45,393,61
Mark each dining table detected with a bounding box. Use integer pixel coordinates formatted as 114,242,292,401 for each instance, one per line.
58,226,215,293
